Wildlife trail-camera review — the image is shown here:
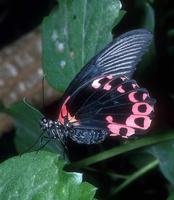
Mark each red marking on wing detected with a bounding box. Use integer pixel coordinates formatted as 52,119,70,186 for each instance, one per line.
106,100,153,138
91,75,129,92
106,115,113,123
128,91,138,102
143,93,148,100
132,83,138,89
58,96,78,125
107,75,113,79
128,92,149,103
106,115,135,138
103,81,112,90
91,75,113,90
126,115,152,129
117,85,125,93
91,77,103,89
108,124,135,138
121,77,127,81
132,102,153,115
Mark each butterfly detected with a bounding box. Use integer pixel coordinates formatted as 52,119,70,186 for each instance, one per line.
40,29,156,145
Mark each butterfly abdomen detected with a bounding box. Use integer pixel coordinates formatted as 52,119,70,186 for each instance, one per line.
69,128,108,144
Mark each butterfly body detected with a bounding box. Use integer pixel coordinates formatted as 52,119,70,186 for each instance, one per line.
40,29,156,145
40,117,108,144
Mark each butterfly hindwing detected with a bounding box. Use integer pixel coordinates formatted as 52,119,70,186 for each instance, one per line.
58,75,155,140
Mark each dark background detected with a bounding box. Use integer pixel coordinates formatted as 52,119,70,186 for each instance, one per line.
0,0,174,199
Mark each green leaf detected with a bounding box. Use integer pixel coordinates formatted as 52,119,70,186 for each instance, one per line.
66,131,174,170
129,151,156,169
167,190,174,200
141,2,155,32
0,151,97,200
148,140,174,185
5,101,66,158
42,0,122,91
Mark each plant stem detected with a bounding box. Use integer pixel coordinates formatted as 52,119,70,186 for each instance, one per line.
85,167,128,180
65,131,174,170
107,159,159,199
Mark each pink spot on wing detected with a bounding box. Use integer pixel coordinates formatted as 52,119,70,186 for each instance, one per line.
132,83,138,89
106,115,113,123
129,92,149,102
126,115,152,130
143,93,148,100
120,76,127,81
106,115,135,138
132,102,153,115
108,124,135,138
128,92,138,102
117,85,125,93
103,82,112,90
91,78,103,89
107,75,113,79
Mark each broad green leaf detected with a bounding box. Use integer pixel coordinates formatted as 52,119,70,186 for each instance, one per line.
5,101,66,159
134,2,155,79
42,0,122,91
0,151,96,200
148,140,174,185
129,151,156,169
167,190,174,200
141,2,155,32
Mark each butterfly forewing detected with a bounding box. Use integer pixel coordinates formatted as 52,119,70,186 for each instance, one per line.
62,29,152,99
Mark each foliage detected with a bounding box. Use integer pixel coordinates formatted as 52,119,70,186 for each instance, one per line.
0,151,96,200
42,0,122,91
1,0,174,199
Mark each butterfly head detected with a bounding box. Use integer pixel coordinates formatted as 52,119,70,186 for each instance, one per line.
40,117,66,141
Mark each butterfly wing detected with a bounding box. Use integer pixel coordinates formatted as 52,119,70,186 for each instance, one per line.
58,75,155,142
57,29,155,144
63,29,152,99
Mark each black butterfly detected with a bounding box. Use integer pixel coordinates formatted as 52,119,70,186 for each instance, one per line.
40,29,156,145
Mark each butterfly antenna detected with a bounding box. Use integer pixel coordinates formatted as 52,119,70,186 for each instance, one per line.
20,132,44,155
41,73,48,112
35,139,50,153
23,97,42,115
42,74,45,109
